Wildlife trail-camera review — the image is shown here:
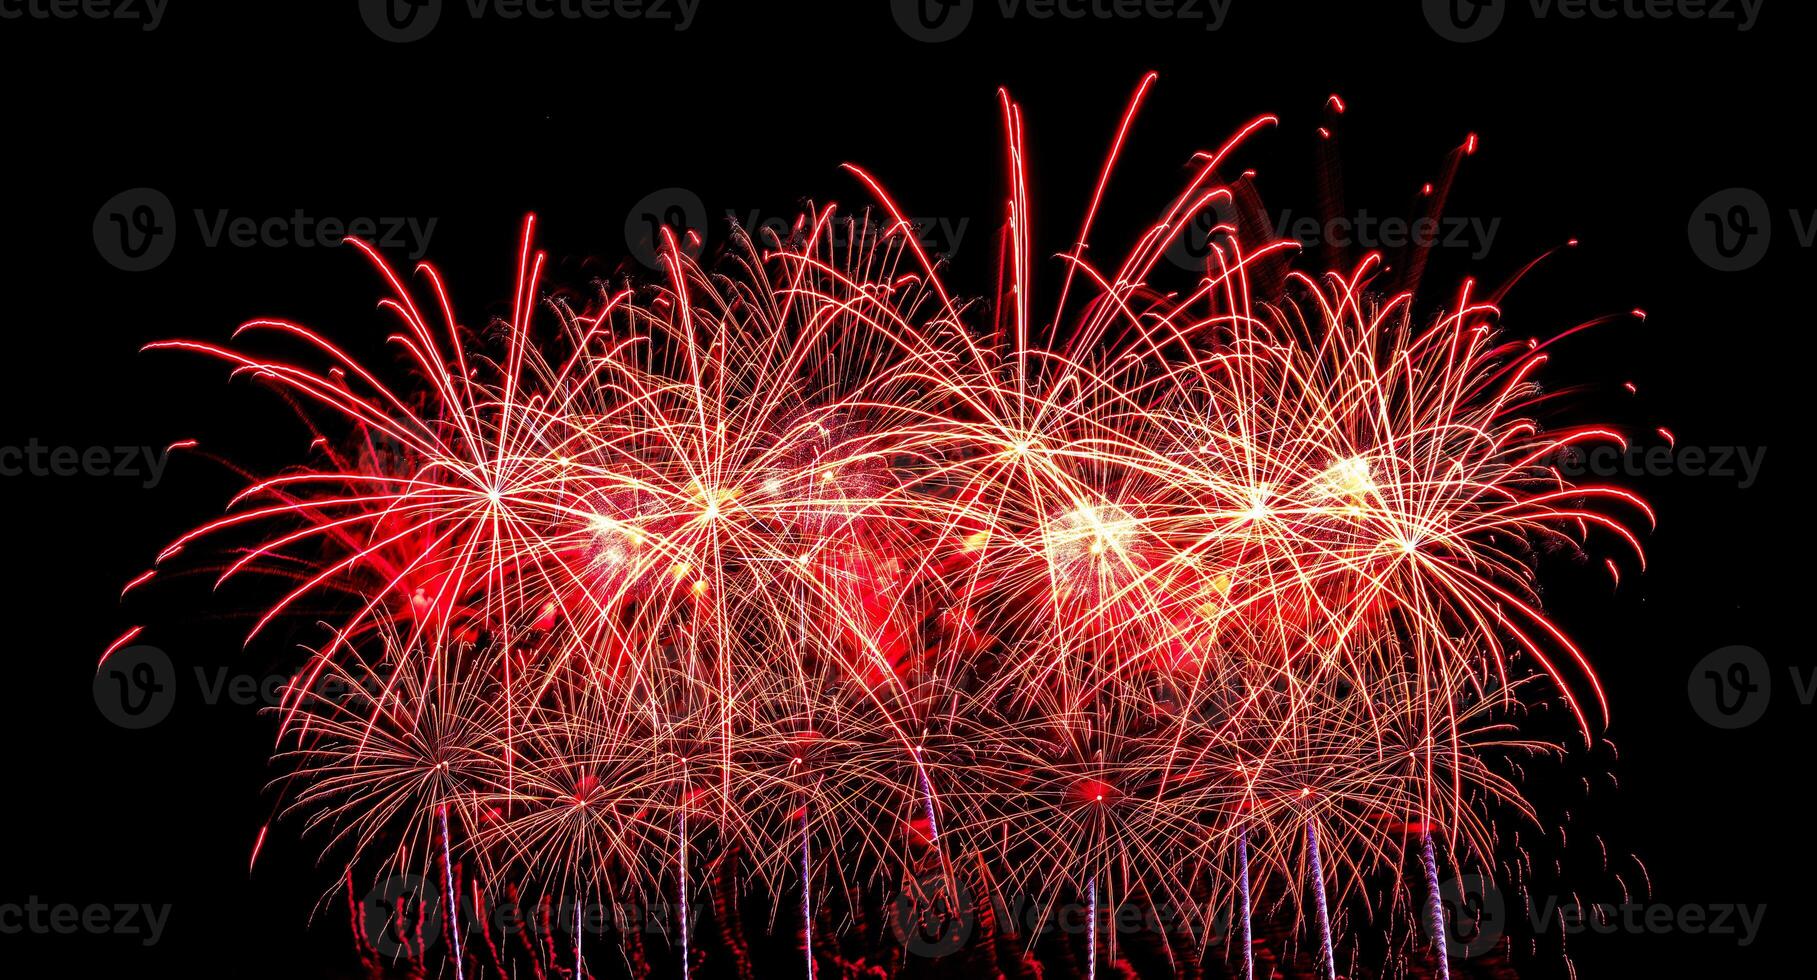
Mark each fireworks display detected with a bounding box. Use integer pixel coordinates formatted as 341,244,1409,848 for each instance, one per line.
111,78,1649,979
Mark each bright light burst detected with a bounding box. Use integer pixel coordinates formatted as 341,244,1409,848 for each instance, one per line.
111,75,1649,979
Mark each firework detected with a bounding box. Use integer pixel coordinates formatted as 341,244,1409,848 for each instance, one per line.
111,75,1645,980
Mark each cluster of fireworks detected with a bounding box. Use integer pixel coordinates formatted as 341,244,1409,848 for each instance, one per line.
112,78,1648,979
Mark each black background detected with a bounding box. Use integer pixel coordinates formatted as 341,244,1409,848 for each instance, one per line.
1,1,1800,976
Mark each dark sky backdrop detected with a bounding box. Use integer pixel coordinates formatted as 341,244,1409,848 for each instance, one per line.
1,1,1801,977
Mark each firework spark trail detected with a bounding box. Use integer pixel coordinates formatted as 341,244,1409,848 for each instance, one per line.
1308,822,1335,980
1087,876,1098,980
1238,829,1253,980
441,805,465,980
114,74,1647,980
1423,831,1451,980
800,805,815,980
